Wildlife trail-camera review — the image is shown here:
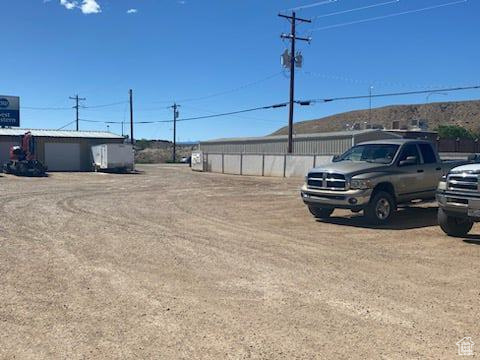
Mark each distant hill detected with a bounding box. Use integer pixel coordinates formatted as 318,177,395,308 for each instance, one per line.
134,139,199,163
271,100,480,136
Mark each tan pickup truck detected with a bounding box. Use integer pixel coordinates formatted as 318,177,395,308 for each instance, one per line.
301,139,465,224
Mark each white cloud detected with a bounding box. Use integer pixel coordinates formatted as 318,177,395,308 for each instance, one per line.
126,8,138,14
57,0,101,14
60,0,77,10
80,0,101,14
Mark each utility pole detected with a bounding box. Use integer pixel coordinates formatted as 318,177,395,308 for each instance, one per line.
170,103,180,162
279,12,311,154
69,94,86,131
369,85,374,127
129,89,134,145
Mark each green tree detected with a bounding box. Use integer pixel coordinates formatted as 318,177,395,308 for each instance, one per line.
135,139,151,150
436,125,476,139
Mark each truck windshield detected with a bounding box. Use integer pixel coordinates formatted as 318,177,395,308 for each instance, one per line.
336,144,400,164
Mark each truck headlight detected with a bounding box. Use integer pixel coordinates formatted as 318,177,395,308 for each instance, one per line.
437,176,447,191
350,179,373,190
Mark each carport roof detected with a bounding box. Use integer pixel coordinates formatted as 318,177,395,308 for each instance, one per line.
0,128,124,139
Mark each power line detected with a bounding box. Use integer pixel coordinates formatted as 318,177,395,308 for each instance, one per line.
23,106,71,111
311,0,468,31
181,105,285,123
85,100,128,109
78,102,289,125
301,70,477,90
309,84,480,103
286,0,338,12
76,84,480,127
311,0,399,20
57,120,77,130
152,72,283,104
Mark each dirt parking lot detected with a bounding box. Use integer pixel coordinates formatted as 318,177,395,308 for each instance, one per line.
0,164,479,359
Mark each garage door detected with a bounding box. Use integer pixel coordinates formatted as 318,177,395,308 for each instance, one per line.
44,143,81,171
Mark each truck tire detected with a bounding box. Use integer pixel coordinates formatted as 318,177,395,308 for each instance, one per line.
308,206,334,219
438,208,473,237
364,191,395,224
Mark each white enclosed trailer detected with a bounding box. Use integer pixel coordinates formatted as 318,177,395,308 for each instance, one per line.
91,143,134,172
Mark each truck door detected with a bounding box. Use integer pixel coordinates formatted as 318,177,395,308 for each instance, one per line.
418,143,443,194
396,144,423,199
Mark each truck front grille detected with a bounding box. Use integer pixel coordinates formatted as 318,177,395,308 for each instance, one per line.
307,172,346,191
447,173,479,192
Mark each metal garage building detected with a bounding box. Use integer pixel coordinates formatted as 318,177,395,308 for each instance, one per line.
199,129,403,155
0,129,125,171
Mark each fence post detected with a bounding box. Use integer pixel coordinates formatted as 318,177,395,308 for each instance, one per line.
240,153,243,175
262,154,265,177
283,154,287,178
222,153,224,174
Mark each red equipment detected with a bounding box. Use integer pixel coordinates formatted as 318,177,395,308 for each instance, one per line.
3,132,47,176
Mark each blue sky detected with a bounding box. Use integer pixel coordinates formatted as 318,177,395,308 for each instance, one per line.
2,0,479,141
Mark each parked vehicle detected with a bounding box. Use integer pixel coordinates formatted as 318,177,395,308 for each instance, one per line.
91,143,134,172
436,163,480,236
301,139,466,224
180,156,191,165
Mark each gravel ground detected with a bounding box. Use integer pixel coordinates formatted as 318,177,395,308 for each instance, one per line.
0,164,478,359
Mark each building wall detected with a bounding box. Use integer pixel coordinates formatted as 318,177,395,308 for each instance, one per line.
200,136,355,155
200,131,404,156
0,135,124,171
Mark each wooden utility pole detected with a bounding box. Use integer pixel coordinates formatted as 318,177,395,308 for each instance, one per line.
279,12,311,153
69,94,86,131
171,103,180,162
129,89,134,144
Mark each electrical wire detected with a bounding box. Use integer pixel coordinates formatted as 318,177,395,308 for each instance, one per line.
181,105,287,124
56,120,77,130
301,70,476,90
65,84,480,128
311,0,399,20
23,106,72,111
286,0,338,12
309,84,480,103
311,0,467,31
152,72,283,104
78,102,289,125
85,100,129,108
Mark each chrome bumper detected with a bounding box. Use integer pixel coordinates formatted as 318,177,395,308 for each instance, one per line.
437,190,480,218
300,184,372,209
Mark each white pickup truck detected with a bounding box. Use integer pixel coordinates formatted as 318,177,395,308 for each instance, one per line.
437,163,480,236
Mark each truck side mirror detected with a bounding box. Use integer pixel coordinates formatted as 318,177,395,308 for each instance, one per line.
332,155,340,162
399,156,417,167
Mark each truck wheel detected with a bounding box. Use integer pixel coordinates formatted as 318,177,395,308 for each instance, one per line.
438,208,473,237
308,206,334,219
365,191,395,224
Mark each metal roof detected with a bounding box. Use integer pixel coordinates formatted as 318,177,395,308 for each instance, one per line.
0,128,124,139
359,139,433,145
201,129,393,144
